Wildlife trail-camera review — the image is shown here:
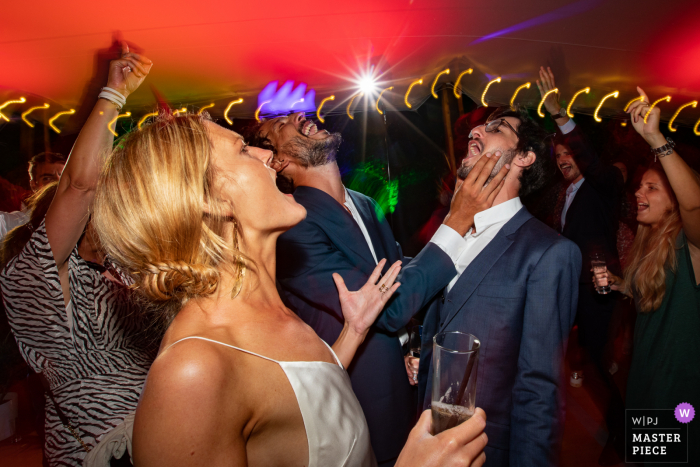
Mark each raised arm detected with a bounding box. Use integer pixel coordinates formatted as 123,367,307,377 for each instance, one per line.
627,87,700,248
45,44,152,267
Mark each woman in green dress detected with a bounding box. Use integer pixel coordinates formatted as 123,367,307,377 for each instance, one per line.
601,87,699,465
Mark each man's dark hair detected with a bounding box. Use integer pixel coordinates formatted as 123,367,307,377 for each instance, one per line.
487,106,553,197
28,152,67,180
241,121,276,154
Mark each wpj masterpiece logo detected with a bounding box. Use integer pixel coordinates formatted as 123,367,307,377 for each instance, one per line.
626,403,695,463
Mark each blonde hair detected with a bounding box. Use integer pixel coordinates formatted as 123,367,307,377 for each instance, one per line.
93,112,246,323
623,166,682,313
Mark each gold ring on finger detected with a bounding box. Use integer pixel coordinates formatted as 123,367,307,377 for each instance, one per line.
379,284,389,294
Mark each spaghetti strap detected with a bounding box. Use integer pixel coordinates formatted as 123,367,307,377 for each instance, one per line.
320,339,344,369
165,336,279,363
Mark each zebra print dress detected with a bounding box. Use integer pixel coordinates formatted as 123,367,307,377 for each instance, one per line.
0,221,157,466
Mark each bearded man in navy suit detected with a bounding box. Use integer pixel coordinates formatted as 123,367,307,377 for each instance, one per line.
416,106,581,467
248,111,508,466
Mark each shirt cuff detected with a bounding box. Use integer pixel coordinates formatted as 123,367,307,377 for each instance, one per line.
430,224,466,264
558,119,576,135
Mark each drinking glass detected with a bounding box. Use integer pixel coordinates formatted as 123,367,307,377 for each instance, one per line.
431,331,480,434
591,253,611,294
408,326,422,383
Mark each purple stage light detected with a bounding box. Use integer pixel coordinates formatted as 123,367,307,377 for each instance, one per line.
257,81,316,116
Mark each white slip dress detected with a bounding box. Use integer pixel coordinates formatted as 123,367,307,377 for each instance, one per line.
168,336,377,467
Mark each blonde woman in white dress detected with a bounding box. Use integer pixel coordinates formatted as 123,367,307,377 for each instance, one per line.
92,109,488,467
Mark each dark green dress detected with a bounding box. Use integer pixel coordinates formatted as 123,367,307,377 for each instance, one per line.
627,231,700,464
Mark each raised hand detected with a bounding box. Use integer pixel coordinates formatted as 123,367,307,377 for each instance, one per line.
444,152,510,236
536,66,562,116
333,259,402,337
106,42,153,99
626,87,664,146
396,409,488,467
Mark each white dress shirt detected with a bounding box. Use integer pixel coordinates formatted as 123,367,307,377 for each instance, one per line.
0,209,29,242
561,177,585,229
430,197,524,294
343,188,379,265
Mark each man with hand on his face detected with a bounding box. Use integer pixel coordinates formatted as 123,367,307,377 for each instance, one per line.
247,112,507,466
417,105,581,467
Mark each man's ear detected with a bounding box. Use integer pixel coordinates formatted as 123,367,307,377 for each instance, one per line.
514,150,536,169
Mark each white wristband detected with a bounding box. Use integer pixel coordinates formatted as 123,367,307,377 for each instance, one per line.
98,87,126,109
102,87,127,104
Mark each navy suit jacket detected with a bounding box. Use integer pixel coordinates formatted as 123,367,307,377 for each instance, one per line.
276,186,457,462
418,206,581,467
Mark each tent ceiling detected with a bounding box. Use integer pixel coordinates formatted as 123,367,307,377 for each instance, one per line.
2,0,699,125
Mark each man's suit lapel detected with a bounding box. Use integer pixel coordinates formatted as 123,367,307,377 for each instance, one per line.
439,207,533,332
563,181,587,235
294,186,377,273
347,190,396,264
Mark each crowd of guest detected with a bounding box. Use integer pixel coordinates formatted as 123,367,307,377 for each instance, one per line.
0,45,698,467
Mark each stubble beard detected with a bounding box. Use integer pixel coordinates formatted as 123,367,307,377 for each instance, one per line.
457,148,515,184
280,132,343,168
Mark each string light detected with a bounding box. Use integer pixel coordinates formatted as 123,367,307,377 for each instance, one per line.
0,97,27,121
624,96,645,112
644,95,671,123
404,79,423,108
376,87,394,115
537,88,558,118
255,100,271,122
594,91,619,122
694,118,700,136
21,103,50,127
224,98,244,125
566,87,590,118
138,111,158,129
346,92,363,120
481,77,501,107
198,103,215,115
173,107,187,116
291,98,305,108
453,69,473,99
621,121,627,127
48,109,75,133
317,95,335,123
668,101,698,132
509,82,531,109
431,69,450,99
108,112,132,136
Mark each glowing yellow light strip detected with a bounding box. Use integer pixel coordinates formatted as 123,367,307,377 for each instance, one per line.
481,77,501,107
138,111,158,129
108,112,132,136
431,69,450,99
594,91,619,122
624,96,645,112
198,103,215,115
346,92,363,120
255,100,271,122
566,87,590,118
21,103,50,128
644,95,671,123
453,69,473,99
621,122,627,127
404,79,423,109
291,98,305,108
317,95,335,123
48,109,75,133
695,118,700,136
0,97,27,121
537,88,558,118
668,101,698,132
173,107,187,116
509,82,531,109
224,98,243,125
376,87,394,115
